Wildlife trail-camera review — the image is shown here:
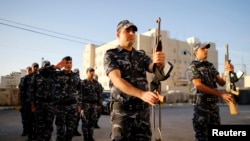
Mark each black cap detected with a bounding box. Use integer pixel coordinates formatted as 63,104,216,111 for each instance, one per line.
26,66,32,70
42,60,51,67
62,56,72,61
73,68,80,73
32,62,39,68
117,20,138,32
86,67,94,72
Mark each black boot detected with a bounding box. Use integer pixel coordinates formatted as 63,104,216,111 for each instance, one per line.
74,130,81,136
83,134,88,141
21,129,28,136
94,121,100,128
89,133,95,141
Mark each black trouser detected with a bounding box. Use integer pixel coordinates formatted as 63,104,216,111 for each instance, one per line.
20,103,30,133
74,112,81,132
27,108,37,140
111,102,151,141
193,103,220,141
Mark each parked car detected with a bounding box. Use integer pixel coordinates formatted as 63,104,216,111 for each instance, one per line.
101,90,111,115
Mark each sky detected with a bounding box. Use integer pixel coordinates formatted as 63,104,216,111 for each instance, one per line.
0,0,249,79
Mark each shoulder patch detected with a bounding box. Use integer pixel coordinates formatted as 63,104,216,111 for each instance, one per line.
106,48,118,53
104,57,111,66
138,50,145,55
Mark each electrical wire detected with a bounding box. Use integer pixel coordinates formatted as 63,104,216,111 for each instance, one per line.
0,18,103,44
0,18,105,45
0,22,90,44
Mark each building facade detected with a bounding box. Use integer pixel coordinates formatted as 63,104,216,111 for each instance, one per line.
0,70,26,88
82,29,219,94
0,29,247,105
1,29,246,95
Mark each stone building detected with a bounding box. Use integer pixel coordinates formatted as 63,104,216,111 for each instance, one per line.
82,29,218,96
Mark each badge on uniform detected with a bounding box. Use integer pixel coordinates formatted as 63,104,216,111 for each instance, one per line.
104,58,111,65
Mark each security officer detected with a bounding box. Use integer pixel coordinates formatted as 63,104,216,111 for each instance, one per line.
187,41,234,141
27,62,40,141
103,20,165,141
18,66,32,136
80,67,102,141
93,74,103,129
73,68,82,136
40,56,81,141
30,60,55,141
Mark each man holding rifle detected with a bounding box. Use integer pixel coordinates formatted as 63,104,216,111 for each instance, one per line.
103,19,167,141
187,39,235,141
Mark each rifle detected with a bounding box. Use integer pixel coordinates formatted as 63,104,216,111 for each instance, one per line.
224,44,244,115
151,17,173,141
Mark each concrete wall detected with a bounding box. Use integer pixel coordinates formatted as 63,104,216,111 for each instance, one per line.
0,88,19,106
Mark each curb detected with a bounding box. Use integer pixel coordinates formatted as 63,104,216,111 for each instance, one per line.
0,106,18,110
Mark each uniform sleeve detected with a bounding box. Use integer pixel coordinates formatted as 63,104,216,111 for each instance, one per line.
78,80,83,107
29,75,37,104
103,50,119,76
98,83,104,105
18,78,24,103
20,76,28,103
39,65,55,76
188,63,201,81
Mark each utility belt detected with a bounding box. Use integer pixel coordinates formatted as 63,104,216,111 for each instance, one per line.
56,99,77,105
83,100,98,104
36,98,53,103
193,94,218,104
112,102,149,112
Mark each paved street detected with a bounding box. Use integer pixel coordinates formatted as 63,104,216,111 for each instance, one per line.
0,104,250,141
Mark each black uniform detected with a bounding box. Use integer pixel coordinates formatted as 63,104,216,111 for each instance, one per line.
40,66,81,141
30,68,55,141
18,75,30,136
80,78,102,141
104,46,152,141
95,79,104,128
21,72,37,140
188,59,220,141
